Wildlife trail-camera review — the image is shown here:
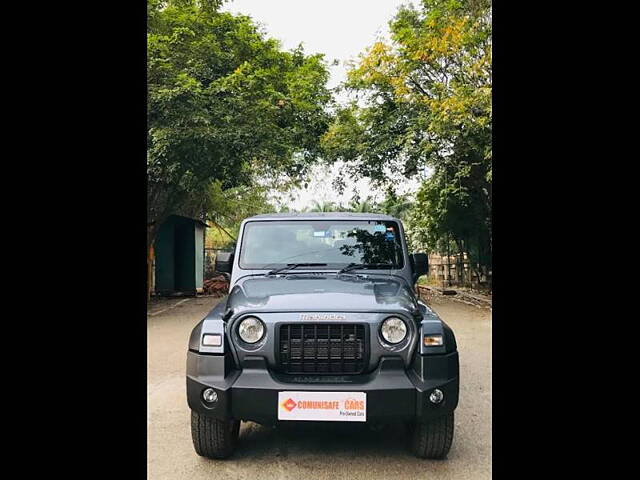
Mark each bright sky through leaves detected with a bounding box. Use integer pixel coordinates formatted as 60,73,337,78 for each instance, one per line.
223,0,411,95
222,0,417,210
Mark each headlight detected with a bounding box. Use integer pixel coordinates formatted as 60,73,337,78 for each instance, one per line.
237,316,265,344
380,317,408,344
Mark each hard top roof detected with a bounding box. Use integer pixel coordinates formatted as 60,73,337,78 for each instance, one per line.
244,212,399,222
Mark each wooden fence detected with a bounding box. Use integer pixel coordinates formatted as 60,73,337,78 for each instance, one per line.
427,253,491,289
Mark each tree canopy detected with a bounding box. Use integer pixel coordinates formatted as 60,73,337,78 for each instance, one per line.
322,0,492,275
147,0,332,243
147,0,492,286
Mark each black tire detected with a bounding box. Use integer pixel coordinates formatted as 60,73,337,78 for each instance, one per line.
191,410,240,459
409,413,454,459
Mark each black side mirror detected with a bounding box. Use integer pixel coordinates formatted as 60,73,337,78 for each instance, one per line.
410,252,429,284
215,251,234,276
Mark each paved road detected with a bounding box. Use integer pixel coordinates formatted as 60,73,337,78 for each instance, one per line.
148,295,491,480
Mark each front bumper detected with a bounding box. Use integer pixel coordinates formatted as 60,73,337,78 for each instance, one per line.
187,351,459,425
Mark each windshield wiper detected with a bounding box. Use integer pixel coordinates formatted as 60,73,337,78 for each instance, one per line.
338,263,394,274
267,263,328,275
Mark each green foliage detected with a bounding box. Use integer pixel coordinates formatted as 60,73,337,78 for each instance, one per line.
348,195,379,213
308,200,339,212
206,181,274,226
304,189,413,218
204,180,276,248
378,188,413,220
322,0,491,272
147,0,332,243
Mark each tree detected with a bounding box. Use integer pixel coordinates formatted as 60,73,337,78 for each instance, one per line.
204,181,276,249
147,0,332,247
378,187,413,220
205,181,274,230
348,195,379,213
322,0,491,283
309,200,338,212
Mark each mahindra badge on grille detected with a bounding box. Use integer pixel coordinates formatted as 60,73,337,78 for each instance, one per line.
299,313,346,321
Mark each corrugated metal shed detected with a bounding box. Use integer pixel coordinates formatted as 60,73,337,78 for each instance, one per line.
154,215,207,295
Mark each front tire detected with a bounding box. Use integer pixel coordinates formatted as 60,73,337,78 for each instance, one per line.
191,410,240,459
410,413,454,459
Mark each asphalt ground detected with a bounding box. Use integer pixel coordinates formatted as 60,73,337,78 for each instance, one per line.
147,295,491,480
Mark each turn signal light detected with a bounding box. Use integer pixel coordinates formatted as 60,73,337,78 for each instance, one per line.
202,334,222,346
423,335,443,346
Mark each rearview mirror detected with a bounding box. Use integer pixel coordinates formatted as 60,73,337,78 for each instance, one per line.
215,251,234,275
410,252,429,284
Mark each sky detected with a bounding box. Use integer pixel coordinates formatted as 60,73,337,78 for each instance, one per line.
222,0,420,210
222,0,411,91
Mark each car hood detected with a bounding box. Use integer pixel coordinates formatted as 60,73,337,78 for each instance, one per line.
225,274,420,317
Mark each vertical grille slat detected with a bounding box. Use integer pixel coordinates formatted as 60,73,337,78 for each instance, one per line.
340,324,344,373
314,324,318,373
279,323,366,375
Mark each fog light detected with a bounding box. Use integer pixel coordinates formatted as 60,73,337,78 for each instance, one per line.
202,388,218,403
429,389,444,404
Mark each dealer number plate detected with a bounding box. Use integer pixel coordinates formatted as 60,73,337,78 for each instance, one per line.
278,391,366,422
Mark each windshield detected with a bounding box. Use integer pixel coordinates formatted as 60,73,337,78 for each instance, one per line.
239,220,404,270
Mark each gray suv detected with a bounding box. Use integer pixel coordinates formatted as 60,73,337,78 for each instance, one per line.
187,213,459,459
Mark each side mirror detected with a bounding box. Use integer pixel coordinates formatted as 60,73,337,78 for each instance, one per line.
215,251,234,275
410,252,429,284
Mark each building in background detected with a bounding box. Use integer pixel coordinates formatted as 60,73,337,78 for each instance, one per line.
153,215,207,296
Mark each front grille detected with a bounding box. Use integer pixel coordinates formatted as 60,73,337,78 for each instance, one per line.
278,323,367,374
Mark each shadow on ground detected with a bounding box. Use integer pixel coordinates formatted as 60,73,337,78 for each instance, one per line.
233,421,416,461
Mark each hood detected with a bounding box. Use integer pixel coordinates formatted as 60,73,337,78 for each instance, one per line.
225,274,420,317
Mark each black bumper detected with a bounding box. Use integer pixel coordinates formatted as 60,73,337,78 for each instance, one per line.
186,352,459,425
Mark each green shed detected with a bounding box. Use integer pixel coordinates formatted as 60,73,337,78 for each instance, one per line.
153,215,207,295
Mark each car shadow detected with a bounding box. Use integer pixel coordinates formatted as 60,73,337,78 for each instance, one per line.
233,421,416,461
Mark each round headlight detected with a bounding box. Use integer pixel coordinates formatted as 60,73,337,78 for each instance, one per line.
238,316,265,344
380,317,408,344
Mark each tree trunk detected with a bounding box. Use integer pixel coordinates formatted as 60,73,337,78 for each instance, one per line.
455,238,464,286
147,244,154,301
147,220,164,302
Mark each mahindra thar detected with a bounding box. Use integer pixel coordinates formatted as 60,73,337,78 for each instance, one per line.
187,213,459,459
